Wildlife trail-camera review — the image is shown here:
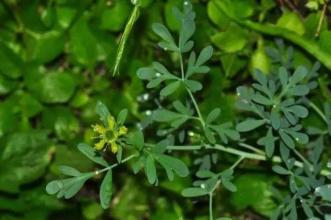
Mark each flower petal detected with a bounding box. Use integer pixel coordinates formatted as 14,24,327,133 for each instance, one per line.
95,139,106,150
92,124,107,135
110,142,118,153
107,116,115,130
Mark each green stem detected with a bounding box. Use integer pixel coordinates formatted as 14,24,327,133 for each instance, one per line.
113,3,141,75
178,49,205,127
308,100,329,125
213,3,331,70
209,193,213,220
179,53,185,80
230,156,245,170
187,88,205,126
239,143,264,155
293,148,313,169
96,154,137,175
166,144,331,176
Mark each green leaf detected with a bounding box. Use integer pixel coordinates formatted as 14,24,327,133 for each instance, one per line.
272,165,290,175
252,93,273,106
160,81,181,97
206,108,221,124
236,119,266,132
128,130,144,149
152,109,182,122
77,143,108,167
152,23,175,45
27,30,65,64
207,0,230,29
0,75,17,95
39,71,77,103
181,187,208,197
153,62,171,75
156,155,189,179
196,46,213,66
41,106,79,141
316,185,331,202
204,127,216,144
279,130,295,149
231,174,276,216
69,19,98,67
137,67,155,80
100,170,113,209
184,79,202,92
46,173,94,199
257,128,276,157
276,11,305,35
279,67,289,88
46,180,64,195
99,0,130,32
96,101,110,125
290,66,308,84
0,131,51,193
211,24,247,53
145,155,157,184
270,108,281,130
210,123,240,144
0,43,23,79
287,105,308,118
288,85,309,96
117,109,128,126
59,166,81,177
173,100,191,115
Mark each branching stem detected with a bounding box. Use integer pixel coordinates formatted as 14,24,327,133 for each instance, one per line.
166,144,330,176
96,154,138,175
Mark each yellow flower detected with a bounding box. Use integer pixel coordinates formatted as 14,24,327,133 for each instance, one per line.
95,139,106,150
92,124,107,135
119,126,128,135
107,116,115,130
110,142,118,153
92,115,128,153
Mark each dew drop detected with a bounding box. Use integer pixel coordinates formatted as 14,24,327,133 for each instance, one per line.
200,184,206,189
143,93,149,100
156,73,161,77
146,110,152,116
95,170,100,175
188,131,195,137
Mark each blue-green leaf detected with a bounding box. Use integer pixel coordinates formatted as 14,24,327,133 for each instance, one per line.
236,119,266,132
100,170,113,209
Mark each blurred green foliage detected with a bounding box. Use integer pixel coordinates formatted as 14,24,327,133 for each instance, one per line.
1,0,331,219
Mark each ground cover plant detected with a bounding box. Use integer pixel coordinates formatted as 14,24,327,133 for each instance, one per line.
1,0,331,219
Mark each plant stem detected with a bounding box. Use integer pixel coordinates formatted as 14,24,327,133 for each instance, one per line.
187,88,205,126
293,148,313,169
307,100,329,125
178,50,205,126
179,53,185,80
166,144,331,176
239,143,265,155
113,3,141,75
209,193,213,220
96,154,138,175
315,0,328,38
230,156,245,170
213,2,331,70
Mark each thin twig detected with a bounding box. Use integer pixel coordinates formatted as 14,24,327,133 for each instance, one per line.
315,0,329,38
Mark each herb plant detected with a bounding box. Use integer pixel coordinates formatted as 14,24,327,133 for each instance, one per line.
45,1,331,219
